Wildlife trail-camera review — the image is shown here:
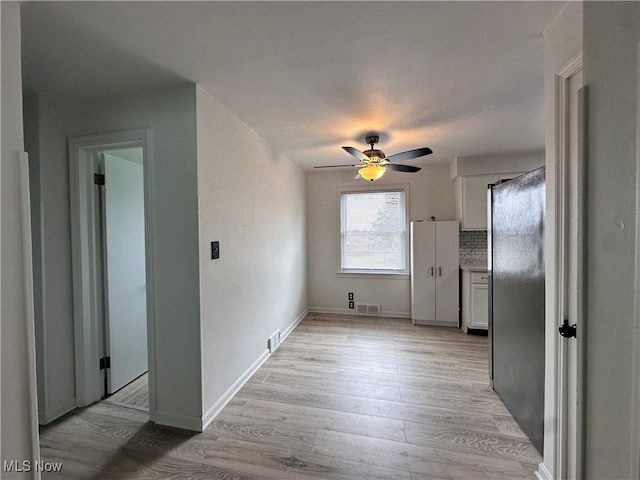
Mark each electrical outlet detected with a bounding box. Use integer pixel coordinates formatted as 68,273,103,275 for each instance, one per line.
348,301,355,309
348,292,354,301
211,241,220,259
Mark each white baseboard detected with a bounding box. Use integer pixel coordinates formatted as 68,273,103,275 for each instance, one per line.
282,308,308,342
308,306,410,319
536,462,553,480
40,398,77,425
200,349,270,431
151,409,204,432
412,319,458,327
199,308,308,431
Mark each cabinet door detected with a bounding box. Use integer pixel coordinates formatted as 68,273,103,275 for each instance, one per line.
462,175,498,230
435,221,459,325
471,283,489,329
411,222,436,323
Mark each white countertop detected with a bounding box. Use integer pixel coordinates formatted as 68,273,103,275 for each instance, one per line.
460,264,488,272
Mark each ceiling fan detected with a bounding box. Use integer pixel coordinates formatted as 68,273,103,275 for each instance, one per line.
314,135,433,181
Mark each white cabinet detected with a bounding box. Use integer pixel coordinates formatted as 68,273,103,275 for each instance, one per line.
461,270,489,332
456,173,523,230
410,221,459,327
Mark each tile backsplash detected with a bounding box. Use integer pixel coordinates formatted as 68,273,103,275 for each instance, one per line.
459,230,488,266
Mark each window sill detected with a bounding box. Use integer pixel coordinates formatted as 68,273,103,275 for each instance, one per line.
336,271,410,280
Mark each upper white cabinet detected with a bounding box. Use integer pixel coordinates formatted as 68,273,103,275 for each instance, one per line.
455,173,523,230
450,152,543,231
410,220,459,327
456,175,498,230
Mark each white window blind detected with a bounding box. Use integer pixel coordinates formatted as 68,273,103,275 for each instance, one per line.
340,190,407,272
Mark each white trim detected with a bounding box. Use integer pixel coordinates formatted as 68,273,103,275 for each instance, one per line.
337,184,411,275
536,462,553,480
281,308,308,343
200,349,271,432
545,52,583,480
335,271,410,279
18,151,42,468
39,399,76,425
150,410,204,433
308,306,411,319
68,129,156,416
630,40,640,480
413,319,457,328
199,308,308,431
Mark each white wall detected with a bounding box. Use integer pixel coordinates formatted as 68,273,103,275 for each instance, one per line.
449,150,545,179
196,87,307,424
582,3,639,478
24,85,203,429
1,1,41,476
68,85,203,428
541,2,583,478
23,94,76,424
306,165,455,317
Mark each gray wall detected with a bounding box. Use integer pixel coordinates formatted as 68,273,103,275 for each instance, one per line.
23,94,76,424
25,85,204,428
1,1,40,476
306,165,456,317
583,2,640,478
24,82,309,430
68,85,203,427
196,87,308,421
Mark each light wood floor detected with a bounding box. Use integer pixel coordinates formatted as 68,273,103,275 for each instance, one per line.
102,372,149,411
39,313,541,479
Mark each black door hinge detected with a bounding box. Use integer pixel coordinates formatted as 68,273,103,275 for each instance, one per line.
559,319,577,338
94,173,105,186
99,356,111,370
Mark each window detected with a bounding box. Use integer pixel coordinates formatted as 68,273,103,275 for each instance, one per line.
340,188,408,273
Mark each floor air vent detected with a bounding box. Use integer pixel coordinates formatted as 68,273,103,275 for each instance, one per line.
356,303,381,316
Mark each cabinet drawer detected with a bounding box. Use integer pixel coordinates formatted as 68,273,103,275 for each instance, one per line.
471,272,489,284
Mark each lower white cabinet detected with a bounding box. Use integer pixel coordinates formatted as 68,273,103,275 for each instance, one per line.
461,269,489,332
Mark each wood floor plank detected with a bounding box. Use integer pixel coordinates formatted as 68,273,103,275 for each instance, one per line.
323,392,502,434
260,369,403,402
39,312,541,479
312,429,532,479
103,372,149,409
403,420,542,465
222,397,408,442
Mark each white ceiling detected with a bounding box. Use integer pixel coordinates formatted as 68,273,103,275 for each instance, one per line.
20,1,566,171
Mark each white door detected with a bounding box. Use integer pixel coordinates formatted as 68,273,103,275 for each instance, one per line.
435,221,460,325
411,221,436,324
102,152,148,394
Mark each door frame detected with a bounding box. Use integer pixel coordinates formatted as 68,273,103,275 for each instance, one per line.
542,53,584,480
68,129,155,409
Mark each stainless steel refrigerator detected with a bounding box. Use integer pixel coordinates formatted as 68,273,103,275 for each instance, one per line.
488,166,545,454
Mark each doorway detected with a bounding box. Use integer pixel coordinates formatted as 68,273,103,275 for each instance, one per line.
68,129,155,413
96,148,148,400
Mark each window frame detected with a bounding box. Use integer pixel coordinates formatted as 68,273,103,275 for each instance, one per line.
337,184,410,276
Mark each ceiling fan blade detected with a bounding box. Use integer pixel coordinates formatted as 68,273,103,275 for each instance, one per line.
386,147,433,163
386,164,421,173
313,164,359,169
342,146,365,160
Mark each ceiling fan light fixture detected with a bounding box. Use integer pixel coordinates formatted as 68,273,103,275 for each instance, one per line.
358,163,386,181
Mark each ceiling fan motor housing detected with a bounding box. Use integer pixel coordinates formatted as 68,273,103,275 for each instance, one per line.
363,149,385,161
